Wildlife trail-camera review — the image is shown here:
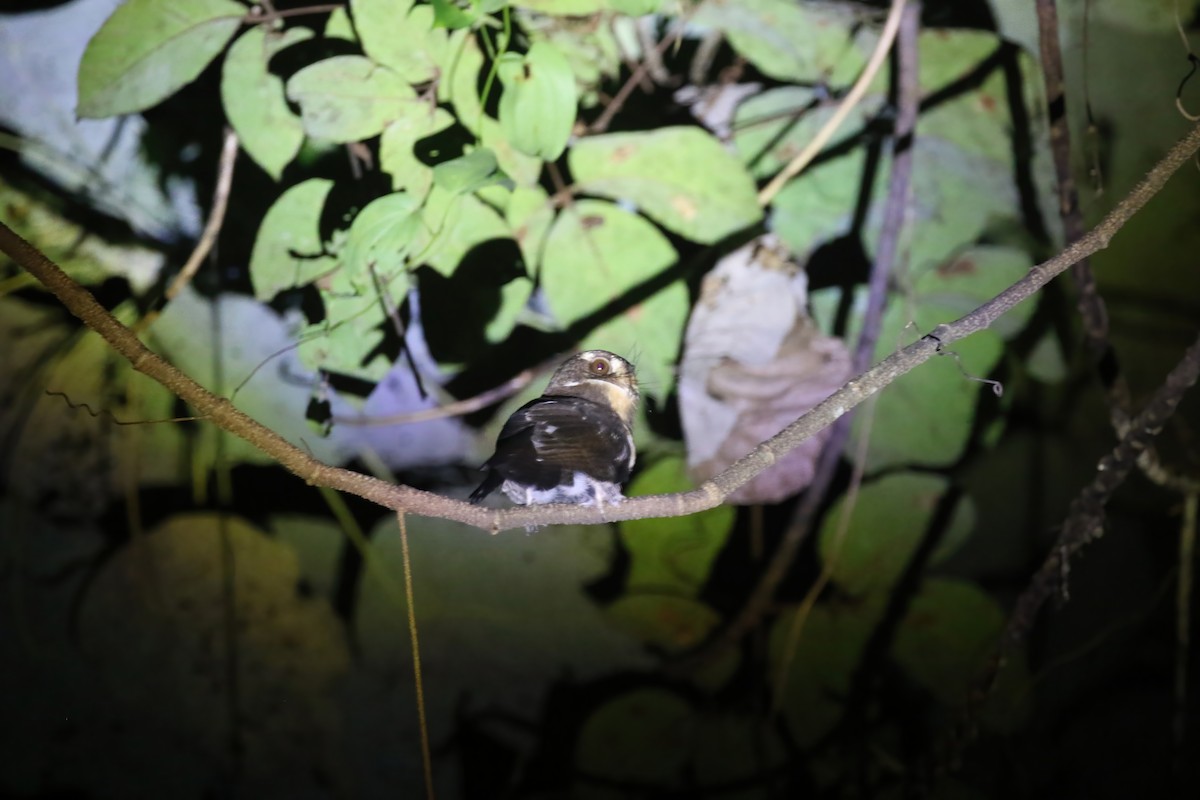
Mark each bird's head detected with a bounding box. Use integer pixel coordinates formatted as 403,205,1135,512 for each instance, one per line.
543,350,639,427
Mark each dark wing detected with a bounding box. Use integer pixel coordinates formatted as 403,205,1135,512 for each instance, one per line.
481,397,634,492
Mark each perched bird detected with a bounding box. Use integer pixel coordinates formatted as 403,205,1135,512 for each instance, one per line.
469,350,639,506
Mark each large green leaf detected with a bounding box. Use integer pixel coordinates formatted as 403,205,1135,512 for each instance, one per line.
221,26,311,180
379,106,455,199
540,199,676,327
893,578,1031,732
733,86,884,180
439,29,485,133
353,514,650,734
431,148,501,195
78,513,352,795
570,127,761,244
851,246,1031,471
769,149,868,258
410,186,511,277
352,0,446,83
249,178,336,301
769,596,885,746
691,0,862,84
299,291,391,382
540,200,684,400
286,56,415,142
619,456,735,598
506,185,555,269
77,0,245,118
817,472,975,595
498,42,577,161
341,192,423,287
574,689,694,787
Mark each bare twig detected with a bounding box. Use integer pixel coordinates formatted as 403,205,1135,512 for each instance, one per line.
242,3,341,25
4,122,1199,533
1175,492,1197,757
1174,0,1200,121
757,0,907,207
943,325,1200,772
1036,0,1130,416
1010,326,1200,640
166,128,239,301
1037,1,1200,493
45,390,205,425
588,23,683,134
332,356,556,427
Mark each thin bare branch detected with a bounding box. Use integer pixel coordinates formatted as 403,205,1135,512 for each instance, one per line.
332,356,557,427
3,122,1199,533
166,128,239,301
1004,328,1200,648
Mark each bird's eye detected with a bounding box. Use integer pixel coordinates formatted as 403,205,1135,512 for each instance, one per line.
589,358,611,376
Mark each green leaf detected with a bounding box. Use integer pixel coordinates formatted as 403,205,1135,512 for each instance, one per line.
249,179,336,300
691,0,862,83
506,185,554,269
817,472,975,595
733,86,884,180
324,6,357,41
498,42,577,161
619,457,734,598
769,596,884,746
569,127,762,244
851,246,1030,471
430,0,479,29
540,199,676,327
352,0,446,83
481,116,544,186
342,192,423,286
354,514,649,714
603,595,721,654
440,29,485,133
485,277,535,344
518,0,612,14
286,56,415,143
77,0,246,118
299,292,391,381
893,579,1030,731
221,26,312,181
379,106,456,199
608,0,662,13
411,187,511,277
431,148,502,195
78,513,351,777
575,689,694,786
911,245,1035,338
770,149,867,258
540,200,683,400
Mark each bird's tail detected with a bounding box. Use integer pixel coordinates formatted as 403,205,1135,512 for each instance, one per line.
468,471,501,504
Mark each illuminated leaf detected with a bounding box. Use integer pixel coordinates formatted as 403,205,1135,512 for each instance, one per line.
249,178,336,300
497,42,577,160
570,127,761,243
77,0,245,118
817,472,975,594
221,26,311,180
286,56,415,142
